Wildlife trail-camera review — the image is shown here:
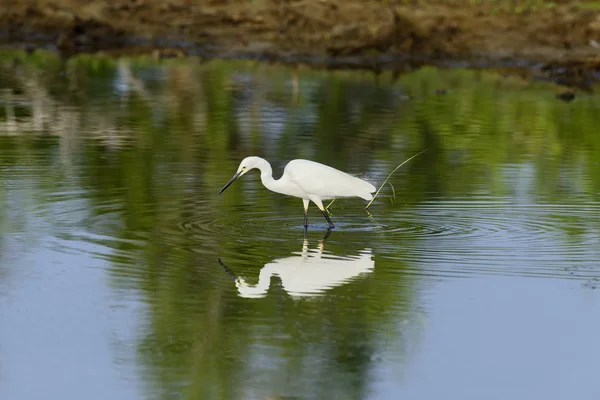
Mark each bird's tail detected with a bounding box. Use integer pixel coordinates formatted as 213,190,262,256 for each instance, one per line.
358,190,375,201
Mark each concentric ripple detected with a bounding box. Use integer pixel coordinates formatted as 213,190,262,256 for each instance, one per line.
374,201,600,279
378,205,575,241
178,211,340,237
174,200,600,245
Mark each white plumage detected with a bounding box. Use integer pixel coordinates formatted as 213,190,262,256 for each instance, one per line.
219,156,376,229
284,159,375,201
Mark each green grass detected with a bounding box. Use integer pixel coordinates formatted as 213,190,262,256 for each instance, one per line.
365,149,428,210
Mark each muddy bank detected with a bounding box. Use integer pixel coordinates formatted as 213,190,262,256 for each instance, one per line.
1,0,600,82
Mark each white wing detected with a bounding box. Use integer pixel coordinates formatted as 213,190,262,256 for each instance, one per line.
284,159,376,200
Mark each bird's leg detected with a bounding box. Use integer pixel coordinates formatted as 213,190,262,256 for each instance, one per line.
302,199,309,228
309,197,335,229
321,209,335,229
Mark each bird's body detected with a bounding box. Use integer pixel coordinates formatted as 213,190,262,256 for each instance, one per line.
283,160,375,201
219,156,376,229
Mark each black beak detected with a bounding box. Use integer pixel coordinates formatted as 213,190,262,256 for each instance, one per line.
218,171,242,194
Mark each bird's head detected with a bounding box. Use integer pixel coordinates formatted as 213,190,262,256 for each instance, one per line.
219,156,266,194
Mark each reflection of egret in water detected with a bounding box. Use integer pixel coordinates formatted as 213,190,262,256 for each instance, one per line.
218,239,374,298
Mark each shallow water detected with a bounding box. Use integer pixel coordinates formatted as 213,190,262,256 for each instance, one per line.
1,51,600,400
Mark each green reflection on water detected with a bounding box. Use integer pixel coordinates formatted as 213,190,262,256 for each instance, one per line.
1,50,599,399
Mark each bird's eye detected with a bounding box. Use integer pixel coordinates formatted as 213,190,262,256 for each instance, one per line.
242,166,247,170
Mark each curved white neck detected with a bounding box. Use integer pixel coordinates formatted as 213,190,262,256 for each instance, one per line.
255,160,287,195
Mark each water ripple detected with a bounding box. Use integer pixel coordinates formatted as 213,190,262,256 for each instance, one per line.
177,210,338,239
374,201,600,279
24,185,600,282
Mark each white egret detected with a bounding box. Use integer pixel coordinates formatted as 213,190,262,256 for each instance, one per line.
218,156,376,229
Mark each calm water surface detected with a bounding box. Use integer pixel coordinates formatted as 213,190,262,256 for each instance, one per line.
1,52,600,400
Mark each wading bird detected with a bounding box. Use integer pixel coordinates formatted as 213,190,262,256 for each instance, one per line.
218,156,376,229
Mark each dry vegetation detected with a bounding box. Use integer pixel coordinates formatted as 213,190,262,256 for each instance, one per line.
1,0,599,74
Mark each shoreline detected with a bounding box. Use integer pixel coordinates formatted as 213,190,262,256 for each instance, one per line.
2,0,600,86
